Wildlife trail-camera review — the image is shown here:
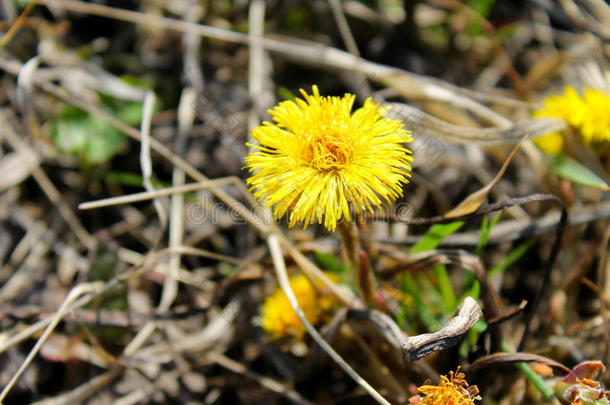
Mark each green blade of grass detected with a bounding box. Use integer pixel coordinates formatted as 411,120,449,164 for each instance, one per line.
402,221,464,329
489,239,535,277
502,342,554,400
459,319,487,357
410,222,464,254
476,211,502,257
435,265,457,313
459,211,503,302
402,274,441,332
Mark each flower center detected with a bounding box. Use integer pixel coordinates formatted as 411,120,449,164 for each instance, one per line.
304,131,354,170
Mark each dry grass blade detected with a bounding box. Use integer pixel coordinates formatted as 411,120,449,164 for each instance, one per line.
466,352,570,374
376,201,610,246
487,300,528,326
0,2,34,48
117,247,214,291
29,367,123,405
0,282,103,402
139,91,167,236
0,151,39,192
164,245,243,265
381,74,512,126
129,300,239,360
247,0,272,130
162,87,193,310
444,136,527,218
598,225,610,364
15,56,39,116
78,178,235,210
386,103,566,145
208,352,315,405
346,308,406,349
518,195,567,351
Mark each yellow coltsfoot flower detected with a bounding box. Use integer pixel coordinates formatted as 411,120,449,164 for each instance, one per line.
245,85,413,231
534,86,610,153
261,273,338,340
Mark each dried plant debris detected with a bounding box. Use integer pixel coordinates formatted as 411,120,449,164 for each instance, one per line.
1,1,610,404
403,297,483,361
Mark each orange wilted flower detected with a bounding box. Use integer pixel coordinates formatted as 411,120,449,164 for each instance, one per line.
410,368,480,405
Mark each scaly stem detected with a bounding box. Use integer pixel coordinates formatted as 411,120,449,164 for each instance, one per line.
338,221,378,308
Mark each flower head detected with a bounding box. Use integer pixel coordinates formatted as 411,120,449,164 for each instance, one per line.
410,368,480,405
534,86,610,153
261,273,338,340
245,85,413,231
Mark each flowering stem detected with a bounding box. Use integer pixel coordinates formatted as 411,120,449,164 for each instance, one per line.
338,221,378,308
338,220,360,269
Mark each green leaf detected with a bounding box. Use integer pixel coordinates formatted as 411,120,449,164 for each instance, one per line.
546,153,610,189
115,101,146,125
312,251,346,273
85,119,126,164
410,221,464,254
466,0,496,36
398,222,465,333
219,263,236,277
52,107,126,164
51,84,152,165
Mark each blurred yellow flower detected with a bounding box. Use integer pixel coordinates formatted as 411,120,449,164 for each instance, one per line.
410,368,480,405
533,131,564,155
261,273,338,340
534,86,610,154
245,85,413,231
